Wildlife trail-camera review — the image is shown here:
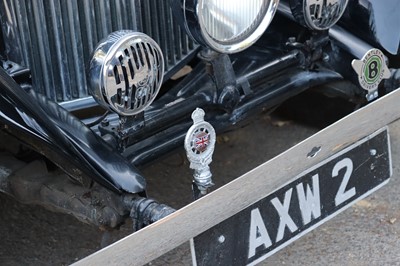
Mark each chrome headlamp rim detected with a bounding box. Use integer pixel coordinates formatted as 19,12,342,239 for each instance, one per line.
182,0,280,54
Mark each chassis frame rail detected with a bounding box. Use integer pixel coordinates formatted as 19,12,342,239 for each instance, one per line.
75,88,400,266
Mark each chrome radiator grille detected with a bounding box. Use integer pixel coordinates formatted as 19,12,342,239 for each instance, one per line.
0,0,197,103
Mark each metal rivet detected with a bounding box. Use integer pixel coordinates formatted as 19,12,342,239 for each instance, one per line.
322,53,330,62
218,235,225,243
307,146,321,158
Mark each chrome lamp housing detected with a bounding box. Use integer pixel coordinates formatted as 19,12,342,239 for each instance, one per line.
89,31,164,116
290,0,349,30
172,0,280,54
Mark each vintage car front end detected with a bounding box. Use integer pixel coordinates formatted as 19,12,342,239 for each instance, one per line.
0,0,399,264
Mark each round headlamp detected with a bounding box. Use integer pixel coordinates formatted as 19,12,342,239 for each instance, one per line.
174,0,279,54
290,0,349,30
88,31,164,116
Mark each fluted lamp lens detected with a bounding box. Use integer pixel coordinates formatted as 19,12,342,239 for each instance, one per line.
201,1,266,43
197,0,278,53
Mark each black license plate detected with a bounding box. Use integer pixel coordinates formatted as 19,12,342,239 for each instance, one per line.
192,129,392,266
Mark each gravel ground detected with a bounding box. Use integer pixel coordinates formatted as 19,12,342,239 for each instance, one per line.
0,92,399,265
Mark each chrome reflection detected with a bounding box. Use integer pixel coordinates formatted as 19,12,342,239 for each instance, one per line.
89,31,164,116
304,0,348,30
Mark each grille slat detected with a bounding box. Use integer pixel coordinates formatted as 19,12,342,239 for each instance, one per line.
138,0,197,71
48,0,71,100
32,1,56,100
0,0,198,103
66,0,87,98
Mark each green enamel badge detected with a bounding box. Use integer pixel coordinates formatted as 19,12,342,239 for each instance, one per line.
352,48,391,100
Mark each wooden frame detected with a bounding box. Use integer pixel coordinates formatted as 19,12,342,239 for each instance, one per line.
75,88,400,266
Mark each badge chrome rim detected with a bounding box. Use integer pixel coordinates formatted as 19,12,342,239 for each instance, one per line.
351,48,391,92
184,108,216,168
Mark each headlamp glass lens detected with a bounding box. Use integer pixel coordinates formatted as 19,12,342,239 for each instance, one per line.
200,0,269,44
